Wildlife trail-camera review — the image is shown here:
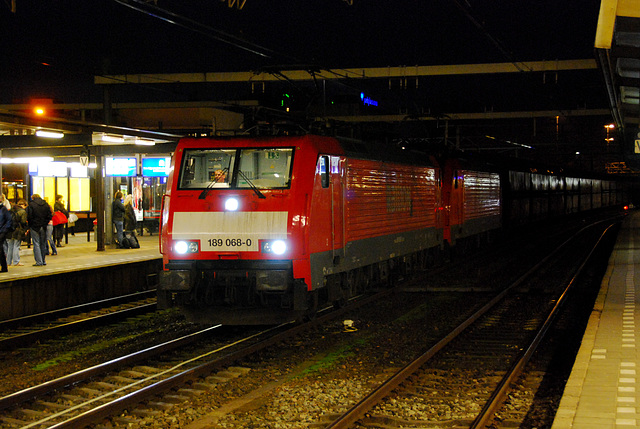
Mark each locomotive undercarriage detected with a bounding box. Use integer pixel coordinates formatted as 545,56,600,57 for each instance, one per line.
322,245,441,308
159,264,304,325
159,245,442,325
192,269,293,309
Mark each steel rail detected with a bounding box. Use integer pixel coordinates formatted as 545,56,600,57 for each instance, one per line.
0,324,222,411
0,302,157,350
469,222,618,428
2,286,396,428
0,290,156,331
42,289,395,428
324,220,616,428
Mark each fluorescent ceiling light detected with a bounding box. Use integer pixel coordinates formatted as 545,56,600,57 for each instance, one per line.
35,130,64,139
135,138,155,146
2,157,54,164
102,134,124,143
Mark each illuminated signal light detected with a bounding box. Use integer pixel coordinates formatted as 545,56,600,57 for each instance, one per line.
30,98,54,116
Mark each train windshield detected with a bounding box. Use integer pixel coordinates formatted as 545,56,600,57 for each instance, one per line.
179,148,294,190
179,149,236,189
237,148,293,189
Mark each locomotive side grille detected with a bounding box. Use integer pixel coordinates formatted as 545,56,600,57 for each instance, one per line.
462,171,501,221
345,160,438,241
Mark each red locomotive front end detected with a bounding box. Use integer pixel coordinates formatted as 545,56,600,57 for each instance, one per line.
159,134,445,324
158,135,344,324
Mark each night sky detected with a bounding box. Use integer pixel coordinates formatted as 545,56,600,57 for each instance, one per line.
0,0,602,104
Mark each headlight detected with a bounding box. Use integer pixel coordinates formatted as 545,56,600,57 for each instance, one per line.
272,240,287,255
262,239,287,255
225,197,239,211
174,240,199,254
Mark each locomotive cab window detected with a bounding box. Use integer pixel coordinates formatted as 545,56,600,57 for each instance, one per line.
178,147,293,190
179,149,235,189
318,156,330,188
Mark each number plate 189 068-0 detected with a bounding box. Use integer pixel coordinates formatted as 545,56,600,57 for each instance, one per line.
204,237,257,251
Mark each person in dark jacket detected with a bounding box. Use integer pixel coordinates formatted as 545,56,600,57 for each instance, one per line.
112,191,125,247
0,202,12,272
53,194,69,247
27,194,52,266
7,199,27,266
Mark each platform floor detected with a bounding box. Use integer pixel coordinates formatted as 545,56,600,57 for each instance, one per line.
552,210,640,428
0,232,161,282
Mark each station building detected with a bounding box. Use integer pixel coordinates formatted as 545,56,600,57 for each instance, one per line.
0,103,246,248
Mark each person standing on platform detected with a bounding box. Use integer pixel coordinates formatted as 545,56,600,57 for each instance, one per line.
45,207,57,257
0,200,12,272
0,194,11,210
53,195,69,247
124,194,136,235
112,191,125,247
27,194,52,266
0,194,10,257
7,199,27,266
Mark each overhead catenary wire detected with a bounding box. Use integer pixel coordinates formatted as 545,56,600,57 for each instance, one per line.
450,0,532,73
111,0,399,111
113,0,284,60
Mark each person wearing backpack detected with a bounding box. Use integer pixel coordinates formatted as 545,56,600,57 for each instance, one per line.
7,200,27,266
0,200,13,272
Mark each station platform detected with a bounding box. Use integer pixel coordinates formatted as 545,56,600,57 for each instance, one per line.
0,232,161,283
552,210,640,428
0,230,163,321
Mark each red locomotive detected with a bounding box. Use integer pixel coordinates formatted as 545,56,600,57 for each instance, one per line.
158,134,628,324
442,158,502,253
158,135,444,324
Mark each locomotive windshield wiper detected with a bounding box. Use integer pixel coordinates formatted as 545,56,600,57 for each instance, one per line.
198,167,229,199
237,170,266,199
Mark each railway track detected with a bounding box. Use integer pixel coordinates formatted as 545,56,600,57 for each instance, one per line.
0,286,394,428
325,221,618,428
0,323,253,428
0,290,157,350
0,218,619,428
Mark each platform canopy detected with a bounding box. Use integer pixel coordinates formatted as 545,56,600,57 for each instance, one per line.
595,0,640,131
